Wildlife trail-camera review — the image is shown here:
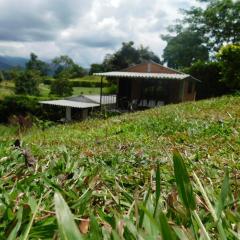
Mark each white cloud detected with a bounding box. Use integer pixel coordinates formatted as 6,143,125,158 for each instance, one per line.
0,0,202,67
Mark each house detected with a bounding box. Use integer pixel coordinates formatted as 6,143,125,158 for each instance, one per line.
94,61,200,110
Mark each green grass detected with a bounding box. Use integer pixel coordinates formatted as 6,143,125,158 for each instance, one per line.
0,95,240,239
0,81,112,99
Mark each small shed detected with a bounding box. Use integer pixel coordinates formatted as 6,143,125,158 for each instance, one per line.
94,61,200,110
40,94,116,121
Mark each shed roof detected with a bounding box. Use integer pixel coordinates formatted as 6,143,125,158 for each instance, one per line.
39,94,116,109
94,61,200,82
94,71,189,80
39,100,99,109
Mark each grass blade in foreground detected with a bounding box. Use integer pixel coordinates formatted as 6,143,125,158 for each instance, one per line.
54,192,83,240
154,164,161,217
159,211,176,240
173,150,196,212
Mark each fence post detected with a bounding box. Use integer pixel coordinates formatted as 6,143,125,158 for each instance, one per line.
100,76,103,110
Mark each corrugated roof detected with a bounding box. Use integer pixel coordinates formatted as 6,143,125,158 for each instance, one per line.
39,100,99,109
94,71,189,80
39,95,116,109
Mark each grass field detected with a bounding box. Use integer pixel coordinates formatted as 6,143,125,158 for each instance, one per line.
0,95,240,239
0,79,111,99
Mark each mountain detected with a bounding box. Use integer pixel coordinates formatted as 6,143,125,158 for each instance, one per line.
0,56,28,70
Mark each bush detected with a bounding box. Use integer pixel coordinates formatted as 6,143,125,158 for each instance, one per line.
186,61,229,99
50,73,73,97
44,79,110,88
0,95,64,123
217,44,240,90
14,70,41,95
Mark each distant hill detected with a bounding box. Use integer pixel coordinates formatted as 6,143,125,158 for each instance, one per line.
0,56,28,70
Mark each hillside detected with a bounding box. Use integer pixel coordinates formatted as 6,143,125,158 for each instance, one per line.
0,95,240,239
0,56,28,70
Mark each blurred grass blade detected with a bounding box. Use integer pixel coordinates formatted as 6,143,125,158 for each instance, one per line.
21,195,43,240
54,192,83,240
192,210,211,240
7,207,23,240
173,150,196,212
217,169,230,218
89,214,102,239
193,172,227,240
138,188,151,228
159,211,176,240
154,164,161,217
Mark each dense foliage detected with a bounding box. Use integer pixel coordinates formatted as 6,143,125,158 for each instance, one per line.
0,95,64,123
183,0,240,51
90,41,161,73
50,72,73,97
52,55,86,79
162,31,209,68
0,71,4,82
26,53,49,76
162,0,240,66
0,95,239,239
186,61,229,99
217,44,240,90
14,70,41,96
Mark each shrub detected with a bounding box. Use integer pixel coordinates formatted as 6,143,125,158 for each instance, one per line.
186,61,229,99
217,43,240,90
50,73,73,97
0,95,64,123
14,70,41,95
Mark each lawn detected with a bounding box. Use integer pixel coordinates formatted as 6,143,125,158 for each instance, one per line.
0,95,239,239
0,80,112,99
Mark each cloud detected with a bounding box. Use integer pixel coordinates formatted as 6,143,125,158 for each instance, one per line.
0,0,202,67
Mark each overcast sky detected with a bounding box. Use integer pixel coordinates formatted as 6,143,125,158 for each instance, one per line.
0,0,202,67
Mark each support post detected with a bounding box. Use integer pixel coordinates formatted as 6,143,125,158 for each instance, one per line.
100,76,103,110
66,107,72,122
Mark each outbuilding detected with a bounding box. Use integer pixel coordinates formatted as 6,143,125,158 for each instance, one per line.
94,61,200,110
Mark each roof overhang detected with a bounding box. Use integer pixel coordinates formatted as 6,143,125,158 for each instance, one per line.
39,100,99,109
94,71,192,80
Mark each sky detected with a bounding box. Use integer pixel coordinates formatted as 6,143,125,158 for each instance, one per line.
0,0,202,67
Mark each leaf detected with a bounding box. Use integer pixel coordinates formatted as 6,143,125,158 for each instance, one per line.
138,188,151,228
173,150,196,213
89,214,102,239
20,195,43,240
159,211,176,240
154,164,161,216
217,168,230,218
7,207,23,240
54,192,83,240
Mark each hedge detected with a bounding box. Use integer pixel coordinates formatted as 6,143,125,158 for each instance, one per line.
43,79,110,88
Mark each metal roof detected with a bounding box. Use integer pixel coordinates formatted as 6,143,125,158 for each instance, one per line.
39,100,99,109
94,71,190,80
39,95,116,109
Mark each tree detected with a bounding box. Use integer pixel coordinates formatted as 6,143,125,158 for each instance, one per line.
138,45,161,63
14,70,41,95
182,0,240,51
26,53,49,76
162,31,209,68
52,55,85,78
89,63,105,75
50,72,73,97
0,70,4,82
217,44,240,90
102,41,161,71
